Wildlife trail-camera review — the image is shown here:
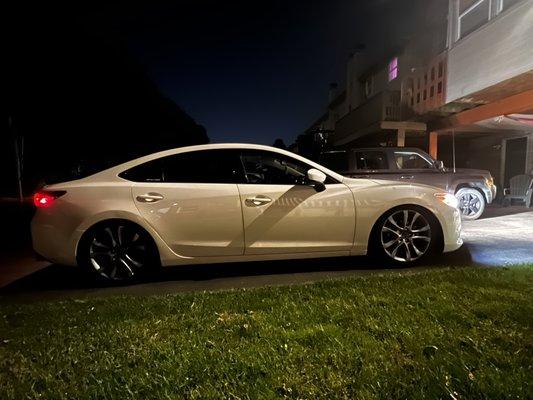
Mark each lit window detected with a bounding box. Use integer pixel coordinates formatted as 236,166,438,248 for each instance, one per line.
458,0,490,40
388,57,398,81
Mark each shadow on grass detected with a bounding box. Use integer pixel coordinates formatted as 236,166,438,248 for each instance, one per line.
0,245,475,300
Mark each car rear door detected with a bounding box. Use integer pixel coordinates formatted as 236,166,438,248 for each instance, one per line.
126,149,245,257
237,149,355,255
347,149,397,181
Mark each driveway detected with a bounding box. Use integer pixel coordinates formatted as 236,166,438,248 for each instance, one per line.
1,207,532,302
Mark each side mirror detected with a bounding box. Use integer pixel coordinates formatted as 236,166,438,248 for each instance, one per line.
435,160,445,171
307,168,327,192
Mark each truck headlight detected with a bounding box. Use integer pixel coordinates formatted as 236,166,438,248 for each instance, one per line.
485,176,494,187
434,192,459,208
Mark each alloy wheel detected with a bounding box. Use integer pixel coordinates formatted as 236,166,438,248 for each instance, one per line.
88,223,154,281
380,209,432,262
458,192,482,218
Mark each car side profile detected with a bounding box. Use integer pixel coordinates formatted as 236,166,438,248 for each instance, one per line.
320,147,497,220
32,144,463,281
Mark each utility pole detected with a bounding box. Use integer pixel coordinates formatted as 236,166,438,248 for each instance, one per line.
9,116,24,202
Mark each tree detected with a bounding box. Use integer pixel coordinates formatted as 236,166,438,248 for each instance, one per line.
273,138,287,150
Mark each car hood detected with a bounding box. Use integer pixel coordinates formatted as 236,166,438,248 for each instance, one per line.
448,168,492,178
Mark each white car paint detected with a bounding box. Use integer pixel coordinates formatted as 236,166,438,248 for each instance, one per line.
31,143,463,268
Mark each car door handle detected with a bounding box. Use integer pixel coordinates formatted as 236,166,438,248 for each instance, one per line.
136,192,164,203
245,195,272,206
400,175,414,180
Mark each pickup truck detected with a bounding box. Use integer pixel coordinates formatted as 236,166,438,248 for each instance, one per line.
320,147,497,220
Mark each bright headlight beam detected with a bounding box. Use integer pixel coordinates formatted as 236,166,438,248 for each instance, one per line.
434,192,459,208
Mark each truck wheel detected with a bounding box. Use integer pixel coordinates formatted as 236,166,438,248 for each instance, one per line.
456,188,485,220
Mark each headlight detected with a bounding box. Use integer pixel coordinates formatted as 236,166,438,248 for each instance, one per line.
485,176,494,187
434,192,459,208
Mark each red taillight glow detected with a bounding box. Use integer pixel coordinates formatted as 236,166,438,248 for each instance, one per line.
33,191,66,208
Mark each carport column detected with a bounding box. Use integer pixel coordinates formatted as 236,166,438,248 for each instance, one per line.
397,128,405,147
429,131,438,159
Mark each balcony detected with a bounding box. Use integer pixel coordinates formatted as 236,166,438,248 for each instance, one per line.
334,91,401,145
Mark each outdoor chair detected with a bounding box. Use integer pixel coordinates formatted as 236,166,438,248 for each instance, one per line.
503,174,533,207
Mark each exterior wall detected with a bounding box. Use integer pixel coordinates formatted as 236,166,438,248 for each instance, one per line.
446,0,533,102
410,52,448,114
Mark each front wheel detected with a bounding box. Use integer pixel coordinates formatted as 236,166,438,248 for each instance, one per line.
78,221,159,282
455,188,485,220
371,206,441,266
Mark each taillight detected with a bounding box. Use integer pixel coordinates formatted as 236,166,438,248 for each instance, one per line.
33,191,66,208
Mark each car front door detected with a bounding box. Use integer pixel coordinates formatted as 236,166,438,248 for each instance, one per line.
237,150,355,255
127,149,244,257
391,149,446,190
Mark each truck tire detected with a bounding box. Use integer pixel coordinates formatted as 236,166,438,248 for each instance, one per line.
455,188,485,220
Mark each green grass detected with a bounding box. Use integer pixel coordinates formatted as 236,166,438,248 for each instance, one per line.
1,266,532,399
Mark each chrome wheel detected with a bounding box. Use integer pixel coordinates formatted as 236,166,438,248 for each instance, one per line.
380,209,431,262
88,223,155,281
456,188,485,220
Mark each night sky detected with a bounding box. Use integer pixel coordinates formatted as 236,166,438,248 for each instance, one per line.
14,0,435,145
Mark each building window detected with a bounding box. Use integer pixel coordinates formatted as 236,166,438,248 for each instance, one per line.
430,86,435,97
423,90,427,100
438,61,444,78
417,93,421,103
388,57,398,81
438,82,443,94
458,0,490,40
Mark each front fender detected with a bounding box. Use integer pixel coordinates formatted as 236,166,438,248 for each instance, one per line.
349,184,449,255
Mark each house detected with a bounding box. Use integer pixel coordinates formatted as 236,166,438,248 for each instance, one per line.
305,0,533,188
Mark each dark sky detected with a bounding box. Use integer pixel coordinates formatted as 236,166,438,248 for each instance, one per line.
51,1,436,145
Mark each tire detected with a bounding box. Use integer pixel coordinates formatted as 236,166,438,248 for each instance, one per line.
370,206,441,266
455,188,485,220
78,220,159,282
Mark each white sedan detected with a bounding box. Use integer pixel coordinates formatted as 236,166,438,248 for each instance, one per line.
32,144,463,281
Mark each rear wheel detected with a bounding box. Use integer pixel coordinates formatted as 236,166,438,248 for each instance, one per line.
371,206,441,265
79,221,159,282
455,187,485,220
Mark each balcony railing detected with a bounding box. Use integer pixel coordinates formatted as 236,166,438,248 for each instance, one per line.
334,90,401,143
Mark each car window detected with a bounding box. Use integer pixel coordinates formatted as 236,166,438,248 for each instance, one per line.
164,150,242,183
119,159,164,182
241,150,313,185
119,149,243,183
394,151,433,170
354,151,388,170
319,151,349,173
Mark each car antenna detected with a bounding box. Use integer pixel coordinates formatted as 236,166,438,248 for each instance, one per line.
452,129,456,173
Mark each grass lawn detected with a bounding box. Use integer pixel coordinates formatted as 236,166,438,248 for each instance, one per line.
1,266,532,399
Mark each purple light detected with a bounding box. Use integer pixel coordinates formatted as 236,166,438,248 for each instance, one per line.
389,57,398,81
